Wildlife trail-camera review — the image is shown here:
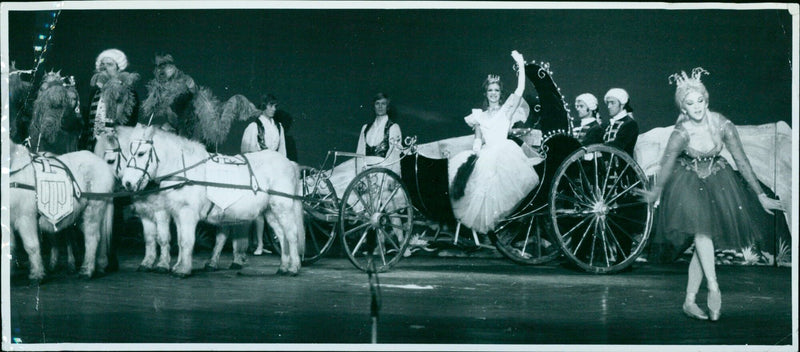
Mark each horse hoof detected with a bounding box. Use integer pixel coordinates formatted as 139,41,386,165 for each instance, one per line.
137,265,151,272
78,273,92,280
171,271,190,279
289,271,299,277
229,263,243,270
203,263,218,272
155,267,169,274
276,269,288,276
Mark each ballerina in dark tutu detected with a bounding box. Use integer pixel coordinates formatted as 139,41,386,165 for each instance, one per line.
643,68,783,322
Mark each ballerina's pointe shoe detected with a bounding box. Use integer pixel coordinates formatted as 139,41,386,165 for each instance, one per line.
683,302,709,320
708,290,722,321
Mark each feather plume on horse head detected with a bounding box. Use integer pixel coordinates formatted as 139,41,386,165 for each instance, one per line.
193,86,226,147
222,94,259,122
195,92,260,149
100,72,140,125
30,71,80,144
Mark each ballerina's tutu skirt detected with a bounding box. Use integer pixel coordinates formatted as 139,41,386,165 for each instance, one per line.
448,139,539,234
653,155,775,258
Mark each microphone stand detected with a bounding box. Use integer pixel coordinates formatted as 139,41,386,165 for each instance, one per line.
365,230,381,344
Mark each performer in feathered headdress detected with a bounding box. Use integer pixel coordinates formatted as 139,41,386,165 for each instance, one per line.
28,71,83,155
81,48,141,151
140,53,199,139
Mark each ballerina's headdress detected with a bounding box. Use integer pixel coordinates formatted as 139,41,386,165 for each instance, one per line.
669,67,710,108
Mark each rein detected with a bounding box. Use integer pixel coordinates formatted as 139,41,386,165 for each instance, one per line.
123,137,299,198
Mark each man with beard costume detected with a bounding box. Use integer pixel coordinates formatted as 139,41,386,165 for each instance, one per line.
81,48,140,151
140,53,199,138
82,48,141,272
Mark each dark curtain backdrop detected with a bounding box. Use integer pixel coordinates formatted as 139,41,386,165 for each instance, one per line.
7,8,793,166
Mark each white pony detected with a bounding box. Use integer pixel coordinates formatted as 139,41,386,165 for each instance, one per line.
120,124,305,276
95,126,250,272
8,142,115,283
94,128,173,273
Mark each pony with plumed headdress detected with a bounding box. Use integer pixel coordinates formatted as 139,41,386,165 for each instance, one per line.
28,70,83,154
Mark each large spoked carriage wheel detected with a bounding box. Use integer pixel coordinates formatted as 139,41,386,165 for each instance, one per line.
492,214,560,265
297,166,340,264
339,168,414,272
549,145,653,273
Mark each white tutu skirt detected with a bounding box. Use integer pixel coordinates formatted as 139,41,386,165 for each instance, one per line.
448,139,539,234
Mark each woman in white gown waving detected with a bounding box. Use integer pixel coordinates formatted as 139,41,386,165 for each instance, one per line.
449,50,539,234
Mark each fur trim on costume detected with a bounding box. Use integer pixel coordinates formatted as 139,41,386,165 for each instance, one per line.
141,69,196,126
100,72,140,125
450,154,478,200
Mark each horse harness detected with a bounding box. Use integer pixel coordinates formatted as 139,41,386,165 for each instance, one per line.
124,137,299,200
11,153,84,198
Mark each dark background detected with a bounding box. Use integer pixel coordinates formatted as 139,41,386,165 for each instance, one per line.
6,6,794,166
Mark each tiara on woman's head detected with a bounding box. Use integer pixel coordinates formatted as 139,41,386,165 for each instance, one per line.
486,74,501,84
669,67,709,87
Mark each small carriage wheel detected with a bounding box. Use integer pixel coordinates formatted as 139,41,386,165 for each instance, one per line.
339,167,414,272
549,144,653,274
297,166,340,264
492,214,560,265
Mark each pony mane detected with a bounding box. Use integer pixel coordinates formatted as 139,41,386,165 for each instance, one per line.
149,125,208,156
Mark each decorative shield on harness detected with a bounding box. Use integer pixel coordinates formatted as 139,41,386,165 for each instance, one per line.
34,158,75,230
205,154,258,211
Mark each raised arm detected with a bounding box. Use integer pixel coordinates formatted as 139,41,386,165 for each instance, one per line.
511,50,526,97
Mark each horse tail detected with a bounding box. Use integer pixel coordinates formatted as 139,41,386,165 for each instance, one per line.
102,200,115,268
450,154,478,200
294,165,306,260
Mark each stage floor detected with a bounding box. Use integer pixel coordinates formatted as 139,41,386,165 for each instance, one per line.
7,247,794,348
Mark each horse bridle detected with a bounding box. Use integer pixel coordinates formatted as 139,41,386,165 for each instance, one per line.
125,138,160,189
103,134,127,176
